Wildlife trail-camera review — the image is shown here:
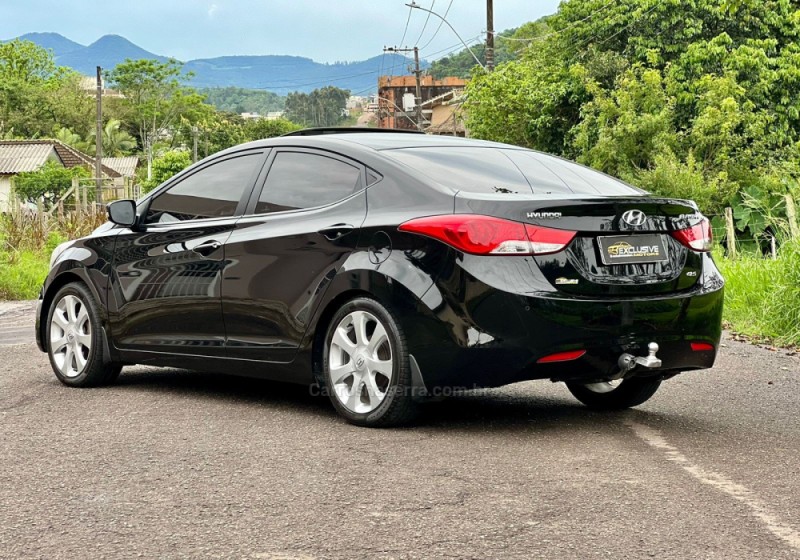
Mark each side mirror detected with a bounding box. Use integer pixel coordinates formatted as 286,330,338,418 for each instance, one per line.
107,199,137,228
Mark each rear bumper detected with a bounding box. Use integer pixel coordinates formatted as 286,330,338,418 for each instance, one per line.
404,254,724,390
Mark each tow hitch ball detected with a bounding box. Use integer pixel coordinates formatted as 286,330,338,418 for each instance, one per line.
613,342,662,379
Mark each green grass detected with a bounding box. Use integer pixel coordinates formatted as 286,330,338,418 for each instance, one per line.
0,249,50,300
715,240,800,347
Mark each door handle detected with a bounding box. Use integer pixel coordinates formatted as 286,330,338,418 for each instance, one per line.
318,224,355,241
192,240,222,256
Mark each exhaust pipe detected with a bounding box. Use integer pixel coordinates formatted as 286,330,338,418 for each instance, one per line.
612,342,662,379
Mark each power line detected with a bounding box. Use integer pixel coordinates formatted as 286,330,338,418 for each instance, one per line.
427,37,485,64
391,3,415,78
252,70,381,91
414,0,436,46
495,0,617,43
421,34,483,59
419,0,454,50
596,1,660,47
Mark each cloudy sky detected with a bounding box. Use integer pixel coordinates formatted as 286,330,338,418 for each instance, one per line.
0,0,560,63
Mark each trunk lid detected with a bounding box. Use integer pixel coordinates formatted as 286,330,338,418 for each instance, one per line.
454,193,704,296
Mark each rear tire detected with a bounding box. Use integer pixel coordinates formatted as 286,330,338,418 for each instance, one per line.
322,297,418,427
566,377,662,410
46,282,122,387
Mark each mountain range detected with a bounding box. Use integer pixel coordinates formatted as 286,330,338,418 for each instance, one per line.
9,32,421,94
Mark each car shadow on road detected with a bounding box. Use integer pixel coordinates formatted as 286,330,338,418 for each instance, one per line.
115,367,334,419
112,368,700,433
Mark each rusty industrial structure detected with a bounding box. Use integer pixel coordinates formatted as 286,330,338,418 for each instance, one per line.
377,76,466,131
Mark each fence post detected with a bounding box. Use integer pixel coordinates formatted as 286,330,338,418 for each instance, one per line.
786,194,799,240
72,177,80,212
724,207,737,259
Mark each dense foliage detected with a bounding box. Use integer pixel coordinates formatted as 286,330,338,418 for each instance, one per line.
428,25,541,79
285,86,350,127
0,40,94,139
201,87,285,115
465,0,800,240
13,161,89,209
140,151,192,193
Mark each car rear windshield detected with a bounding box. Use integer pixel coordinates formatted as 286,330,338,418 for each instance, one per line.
383,147,641,196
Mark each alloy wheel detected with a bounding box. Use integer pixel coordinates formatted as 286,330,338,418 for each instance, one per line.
328,310,393,414
49,294,92,378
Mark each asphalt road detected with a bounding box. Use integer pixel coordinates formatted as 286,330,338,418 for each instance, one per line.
1,302,799,559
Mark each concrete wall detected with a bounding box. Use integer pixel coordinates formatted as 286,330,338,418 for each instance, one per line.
0,176,11,213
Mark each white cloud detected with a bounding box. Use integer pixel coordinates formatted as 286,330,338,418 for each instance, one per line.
207,3,218,19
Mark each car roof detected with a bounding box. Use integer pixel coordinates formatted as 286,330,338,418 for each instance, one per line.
225,132,514,154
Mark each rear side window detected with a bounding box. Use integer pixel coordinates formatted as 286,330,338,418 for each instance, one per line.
255,151,361,214
385,147,641,196
509,151,641,196
385,147,533,194
146,154,262,223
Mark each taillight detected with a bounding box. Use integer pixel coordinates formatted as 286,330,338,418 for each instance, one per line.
398,215,576,256
672,218,712,252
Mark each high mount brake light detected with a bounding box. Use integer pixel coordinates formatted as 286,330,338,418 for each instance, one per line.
398,215,576,256
672,218,712,252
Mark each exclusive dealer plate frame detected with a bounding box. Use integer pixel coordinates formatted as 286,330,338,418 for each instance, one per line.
597,234,669,265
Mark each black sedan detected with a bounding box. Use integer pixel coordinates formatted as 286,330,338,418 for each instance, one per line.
35,130,724,427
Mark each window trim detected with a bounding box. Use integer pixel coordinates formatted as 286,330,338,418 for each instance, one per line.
244,147,368,217
140,148,270,227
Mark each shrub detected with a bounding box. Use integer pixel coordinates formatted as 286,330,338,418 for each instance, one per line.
140,150,192,193
13,161,90,209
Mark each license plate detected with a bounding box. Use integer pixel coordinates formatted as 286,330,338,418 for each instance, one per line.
597,235,668,265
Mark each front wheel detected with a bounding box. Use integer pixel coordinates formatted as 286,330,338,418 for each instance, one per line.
46,282,122,387
322,297,418,427
566,377,662,410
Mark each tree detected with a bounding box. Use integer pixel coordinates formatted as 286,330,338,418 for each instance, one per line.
105,59,204,177
13,161,89,209
201,87,285,115
285,86,350,127
87,119,137,156
242,117,301,141
140,150,192,193
464,0,800,225
0,40,84,139
54,127,88,152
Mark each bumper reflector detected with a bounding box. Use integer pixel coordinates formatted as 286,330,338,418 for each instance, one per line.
690,342,715,352
537,350,586,364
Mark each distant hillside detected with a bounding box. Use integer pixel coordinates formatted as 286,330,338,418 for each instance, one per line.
201,87,285,115
16,32,83,57
58,35,170,74
6,32,420,94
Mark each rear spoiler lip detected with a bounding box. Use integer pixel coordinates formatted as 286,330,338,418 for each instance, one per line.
452,192,704,230
453,191,700,211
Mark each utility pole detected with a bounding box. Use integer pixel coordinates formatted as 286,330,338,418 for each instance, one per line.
486,0,494,71
413,47,423,128
191,126,199,163
94,66,103,205
384,46,425,130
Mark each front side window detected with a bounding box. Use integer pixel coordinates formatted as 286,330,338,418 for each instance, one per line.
255,152,361,214
146,154,262,223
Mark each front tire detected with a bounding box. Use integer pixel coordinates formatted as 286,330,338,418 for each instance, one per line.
566,377,662,410
322,297,418,427
46,282,121,387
